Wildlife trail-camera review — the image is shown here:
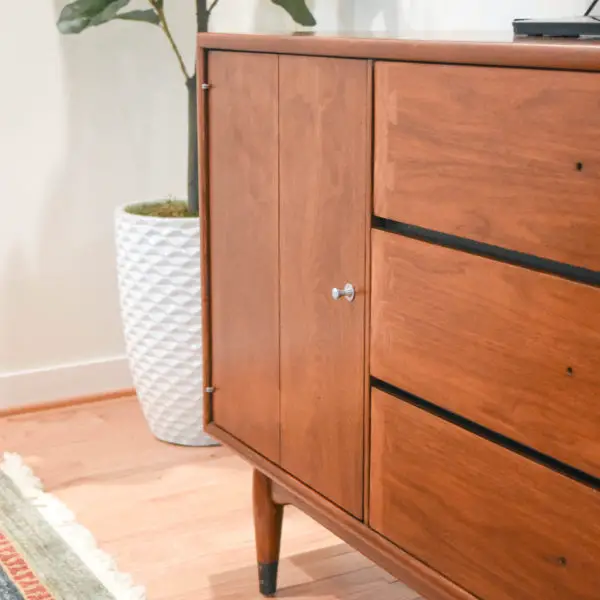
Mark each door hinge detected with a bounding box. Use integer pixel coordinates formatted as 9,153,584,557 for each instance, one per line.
201,83,211,91
205,386,215,422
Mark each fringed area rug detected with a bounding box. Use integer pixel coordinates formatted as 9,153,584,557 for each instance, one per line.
0,453,145,600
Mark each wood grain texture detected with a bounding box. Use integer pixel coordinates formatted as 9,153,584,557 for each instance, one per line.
0,389,135,418
371,230,600,478
279,56,369,518
198,33,600,73
254,471,284,564
271,482,294,507
208,51,280,462
197,47,213,427
362,60,374,524
253,470,285,596
374,62,600,270
208,422,475,600
370,389,600,600
0,397,423,600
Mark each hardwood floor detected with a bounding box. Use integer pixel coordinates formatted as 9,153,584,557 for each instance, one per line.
0,397,422,600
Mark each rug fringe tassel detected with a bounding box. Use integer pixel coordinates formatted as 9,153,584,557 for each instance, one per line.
1,452,146,600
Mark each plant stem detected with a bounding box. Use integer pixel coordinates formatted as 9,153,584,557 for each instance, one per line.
149,0,190,81
187,75,199,215
197,0,209,32
208,0,221,16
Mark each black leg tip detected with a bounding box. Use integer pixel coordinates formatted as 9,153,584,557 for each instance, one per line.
258,561,279,597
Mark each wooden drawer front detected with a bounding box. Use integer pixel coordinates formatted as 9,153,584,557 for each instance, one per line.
370,389,600,600
370,230,600,477
374,61,600,271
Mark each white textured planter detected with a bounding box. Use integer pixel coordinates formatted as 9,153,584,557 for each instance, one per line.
115,202,217,447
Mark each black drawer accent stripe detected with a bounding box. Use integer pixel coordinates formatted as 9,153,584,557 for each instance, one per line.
371,377,600,491
372,216,600,288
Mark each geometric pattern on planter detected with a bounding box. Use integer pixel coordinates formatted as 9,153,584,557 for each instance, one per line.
115,205,218,446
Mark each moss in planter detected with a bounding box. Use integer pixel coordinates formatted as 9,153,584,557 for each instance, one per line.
126,200,196,218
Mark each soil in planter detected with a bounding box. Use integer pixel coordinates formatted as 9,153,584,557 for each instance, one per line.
126,200,196,218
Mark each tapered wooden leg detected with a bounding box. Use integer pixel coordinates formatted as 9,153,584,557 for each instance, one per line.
253,470,284,597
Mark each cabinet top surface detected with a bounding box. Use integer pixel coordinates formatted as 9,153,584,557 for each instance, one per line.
197,31,600,71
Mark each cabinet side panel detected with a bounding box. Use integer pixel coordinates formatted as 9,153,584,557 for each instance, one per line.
279,56,370,518
198,46,212,427
209,51,280,462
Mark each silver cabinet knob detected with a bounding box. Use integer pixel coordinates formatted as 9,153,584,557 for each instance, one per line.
332,283,355,302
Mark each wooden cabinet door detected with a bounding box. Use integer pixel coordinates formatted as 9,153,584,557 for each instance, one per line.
279,56,370,518
208,51,281,463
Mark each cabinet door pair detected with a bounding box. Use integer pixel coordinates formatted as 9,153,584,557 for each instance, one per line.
208,51,370,518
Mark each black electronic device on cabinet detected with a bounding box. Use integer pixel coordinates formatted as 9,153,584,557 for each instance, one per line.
514,0,600,37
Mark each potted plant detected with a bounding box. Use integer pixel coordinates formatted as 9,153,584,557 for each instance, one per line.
57,1,316,446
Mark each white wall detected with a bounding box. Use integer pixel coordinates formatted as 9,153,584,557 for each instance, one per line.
0,0,347,409
355,1,589,32
0,0,587,408
0,0,196,407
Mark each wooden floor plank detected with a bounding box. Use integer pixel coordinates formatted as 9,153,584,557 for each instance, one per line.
0,397,422,599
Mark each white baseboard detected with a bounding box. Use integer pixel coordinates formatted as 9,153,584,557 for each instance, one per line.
0,356,133,411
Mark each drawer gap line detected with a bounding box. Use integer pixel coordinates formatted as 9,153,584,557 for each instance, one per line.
372,216,600,288
371,377,600,491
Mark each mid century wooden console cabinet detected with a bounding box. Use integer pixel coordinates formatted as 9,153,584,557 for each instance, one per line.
196,32,600,600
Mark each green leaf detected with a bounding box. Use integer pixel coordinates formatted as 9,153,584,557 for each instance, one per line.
57,0,130,34
89,0,130,25
115,9,161,25
270,0,316,27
